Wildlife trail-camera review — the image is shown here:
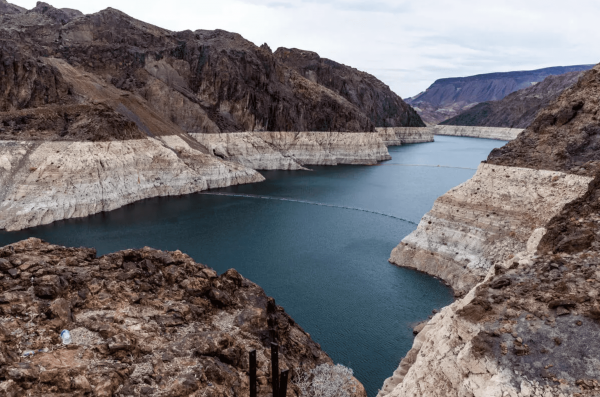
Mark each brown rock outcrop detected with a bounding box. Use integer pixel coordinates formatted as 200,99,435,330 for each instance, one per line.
274,47,424,128
0,238,366,397
0,1,417,133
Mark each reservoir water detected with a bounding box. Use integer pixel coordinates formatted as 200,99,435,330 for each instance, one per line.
0,136,506,396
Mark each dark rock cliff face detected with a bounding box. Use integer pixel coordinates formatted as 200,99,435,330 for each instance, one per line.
274,47,425,127
0,2,417,135
407,65,593,125
0,238,367,397
441,71,585,128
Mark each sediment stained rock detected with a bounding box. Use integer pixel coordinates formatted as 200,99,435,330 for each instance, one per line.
0,238,366,396
375,127,434,146
431,125,523,141
0,137,263,231
389,163,592,295
191,131,392,170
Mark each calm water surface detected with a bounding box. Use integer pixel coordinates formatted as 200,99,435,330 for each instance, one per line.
0,136,506,396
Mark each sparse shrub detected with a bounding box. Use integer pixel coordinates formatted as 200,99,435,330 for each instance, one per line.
294,364,357,397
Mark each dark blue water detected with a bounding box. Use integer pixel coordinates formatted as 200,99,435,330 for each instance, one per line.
0,136,505,395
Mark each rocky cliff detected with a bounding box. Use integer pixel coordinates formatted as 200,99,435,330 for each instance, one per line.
0,1,421,133
0,238,366,396
407,65,593,125
0,1,423,232
441,71,585,129
381,64,600,396
274,48,425,128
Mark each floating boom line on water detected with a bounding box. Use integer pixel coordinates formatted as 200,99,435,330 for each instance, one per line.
199,192,418,225
376,164,477,170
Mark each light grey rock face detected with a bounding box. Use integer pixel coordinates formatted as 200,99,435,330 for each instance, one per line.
378,261,580,397
191,131,392,170
0,136,264,231
431,125,523,140
389,163,593,295
375,127,434,146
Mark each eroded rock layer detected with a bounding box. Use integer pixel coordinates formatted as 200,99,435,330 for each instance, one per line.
389,163,593,295
375,127,434,146
0,137,263,232
192,131,391,170
0,238,366,396
431,125,523,141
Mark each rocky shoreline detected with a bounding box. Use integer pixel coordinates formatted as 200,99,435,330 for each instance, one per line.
0,238,367,396
0,127,440,231
380,64,600,397
430,125,524,141
191,131,393,171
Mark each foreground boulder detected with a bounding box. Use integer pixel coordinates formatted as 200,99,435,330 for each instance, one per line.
0,238,365,396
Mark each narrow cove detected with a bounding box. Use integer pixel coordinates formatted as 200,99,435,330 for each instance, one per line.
0,136,506,395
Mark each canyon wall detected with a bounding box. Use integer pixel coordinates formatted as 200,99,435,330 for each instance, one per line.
382,64,600,397
389,163,593,295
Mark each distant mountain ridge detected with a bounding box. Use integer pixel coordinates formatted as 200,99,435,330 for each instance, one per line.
441,70,585,128
407,64,594,124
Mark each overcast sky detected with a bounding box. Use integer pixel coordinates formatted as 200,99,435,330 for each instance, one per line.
10,0,600,98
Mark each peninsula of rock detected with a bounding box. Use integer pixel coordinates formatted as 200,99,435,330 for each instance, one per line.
381,63,600,396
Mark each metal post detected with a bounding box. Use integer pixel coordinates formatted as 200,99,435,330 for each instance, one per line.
279,369,289,397
249,350,257,397
271,343,279,397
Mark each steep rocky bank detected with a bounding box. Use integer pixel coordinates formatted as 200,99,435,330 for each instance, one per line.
375,127,434,146
407,65,593,125
0,238,366,396
381,64,600,396
192,131,392,170
441,71,585,129
0,137,263,232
